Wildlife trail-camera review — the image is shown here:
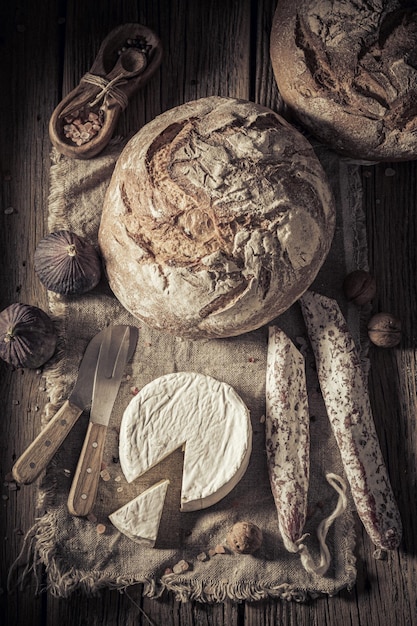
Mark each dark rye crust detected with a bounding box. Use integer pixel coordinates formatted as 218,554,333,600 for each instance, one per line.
271,0,417,161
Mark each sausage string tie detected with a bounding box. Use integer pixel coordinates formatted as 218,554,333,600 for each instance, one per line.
297,473,348,577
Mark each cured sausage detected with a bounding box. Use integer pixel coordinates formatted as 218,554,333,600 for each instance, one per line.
300,290,402,552
265,325,310,553
266,326,348,575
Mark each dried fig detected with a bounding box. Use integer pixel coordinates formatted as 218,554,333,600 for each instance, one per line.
343,270,376,306
0,303,57,368
34,230,101,295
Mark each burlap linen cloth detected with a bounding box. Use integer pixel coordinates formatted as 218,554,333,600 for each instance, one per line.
14,137,368,603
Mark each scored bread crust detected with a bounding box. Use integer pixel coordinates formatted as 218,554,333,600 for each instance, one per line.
98,96,335,339
270,0,417,161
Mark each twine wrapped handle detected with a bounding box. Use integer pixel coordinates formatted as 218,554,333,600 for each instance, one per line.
80,72,130,110
59,46,147,118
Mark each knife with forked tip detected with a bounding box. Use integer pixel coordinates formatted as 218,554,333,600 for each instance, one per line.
67,324,138,517
12,327,108,485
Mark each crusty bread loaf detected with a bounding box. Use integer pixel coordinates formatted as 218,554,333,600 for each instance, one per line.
270,1,417,161
98,96,335,339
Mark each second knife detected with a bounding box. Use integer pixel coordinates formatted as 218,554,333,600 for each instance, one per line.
67,324,138,516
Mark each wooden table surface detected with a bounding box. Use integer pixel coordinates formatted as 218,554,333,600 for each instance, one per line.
1,1,416,625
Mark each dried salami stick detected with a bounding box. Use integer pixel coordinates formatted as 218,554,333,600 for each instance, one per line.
266,326,348,575
266,326,310,553
300,291,402,552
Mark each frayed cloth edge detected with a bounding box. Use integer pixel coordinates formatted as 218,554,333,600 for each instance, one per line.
7,508,357,604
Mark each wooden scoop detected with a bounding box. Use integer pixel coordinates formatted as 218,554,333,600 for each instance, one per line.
49,23,163,159
59,47,148,119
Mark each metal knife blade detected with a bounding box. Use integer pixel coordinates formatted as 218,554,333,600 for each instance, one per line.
67,325,138,516
12,327,107,485
90,325,137,425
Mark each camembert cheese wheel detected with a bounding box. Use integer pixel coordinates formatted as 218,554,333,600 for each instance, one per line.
119,372,252,512
109,479,169,546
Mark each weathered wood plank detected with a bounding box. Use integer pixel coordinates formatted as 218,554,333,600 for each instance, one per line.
2,1,417,625
362,160,417,626
251,1,417,625
0,1,60,625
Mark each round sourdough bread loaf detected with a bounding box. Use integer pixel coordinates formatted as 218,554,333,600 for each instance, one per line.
270,1,417,161
98,96,335,339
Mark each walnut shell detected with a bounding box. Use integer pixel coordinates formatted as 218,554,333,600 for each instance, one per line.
226,521,263,554
368,312,402,348
0,303,57,369
343,270,376,306
34,230,101,295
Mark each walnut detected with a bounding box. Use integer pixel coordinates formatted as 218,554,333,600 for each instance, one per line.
368,312,402,347
343,270,376,306
226,521,263,554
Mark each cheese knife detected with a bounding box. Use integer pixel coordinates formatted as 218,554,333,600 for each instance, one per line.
67,324,137,517
12,327,109,485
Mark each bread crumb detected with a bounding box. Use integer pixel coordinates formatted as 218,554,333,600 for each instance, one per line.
173,559,190,574
100,469,111,481
214,544,228,554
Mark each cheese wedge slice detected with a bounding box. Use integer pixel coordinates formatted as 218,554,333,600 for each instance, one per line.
119,372,252,512
109,479,169,546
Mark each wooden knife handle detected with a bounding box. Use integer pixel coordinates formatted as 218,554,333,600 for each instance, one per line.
12,400,83,485
67,421,107,517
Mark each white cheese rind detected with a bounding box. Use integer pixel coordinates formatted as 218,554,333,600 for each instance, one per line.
119,372,252,511
109,479,169,546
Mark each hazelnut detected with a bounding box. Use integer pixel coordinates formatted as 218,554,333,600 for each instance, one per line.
343,270,376,306
368,312,402,348
226,521,263,554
